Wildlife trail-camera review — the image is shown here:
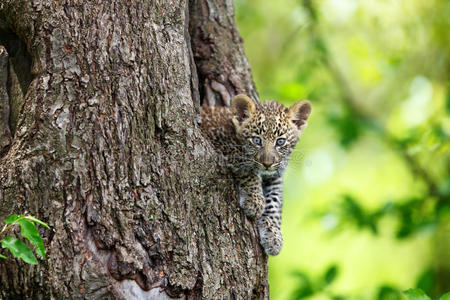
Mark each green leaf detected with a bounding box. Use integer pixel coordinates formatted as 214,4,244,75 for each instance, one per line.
291,271,314,299
291,284,314,299
1,237,38,264
0,253,7,259
416,268,434,295
5,214,22,224
403,288,431,300
323,265,338,286
25,216,50,229
378,286,401,300
440,292,450,300
17,219,46,258
327,111,362,148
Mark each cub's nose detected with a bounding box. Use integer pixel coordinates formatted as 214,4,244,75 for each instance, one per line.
262,161,273,168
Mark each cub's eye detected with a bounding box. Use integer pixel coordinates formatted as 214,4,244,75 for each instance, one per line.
251,136,262,146
276,138,286,146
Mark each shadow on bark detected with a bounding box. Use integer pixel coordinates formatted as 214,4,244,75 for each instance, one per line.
0,27,33,154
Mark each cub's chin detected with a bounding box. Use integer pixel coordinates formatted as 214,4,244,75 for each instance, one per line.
258,168,282,178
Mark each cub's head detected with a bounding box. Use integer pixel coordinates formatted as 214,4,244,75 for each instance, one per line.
231,94,311,175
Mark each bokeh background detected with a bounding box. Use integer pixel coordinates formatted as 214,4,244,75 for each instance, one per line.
234,0,450,299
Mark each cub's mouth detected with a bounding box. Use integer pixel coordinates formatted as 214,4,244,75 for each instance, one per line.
257,162,282,176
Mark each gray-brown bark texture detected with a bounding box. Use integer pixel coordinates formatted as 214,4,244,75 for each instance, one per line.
0,0,269,299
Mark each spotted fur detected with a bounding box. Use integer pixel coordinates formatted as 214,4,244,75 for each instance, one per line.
201,94,311,255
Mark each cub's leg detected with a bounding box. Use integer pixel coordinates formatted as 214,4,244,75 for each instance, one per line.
236,173,265,220
258,176,283,255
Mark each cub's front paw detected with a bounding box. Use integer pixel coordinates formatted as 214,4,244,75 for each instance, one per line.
258,218,283,256
239,190,264,220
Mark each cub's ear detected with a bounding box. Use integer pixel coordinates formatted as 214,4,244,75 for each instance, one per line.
232,94,256,125
288,100,311,131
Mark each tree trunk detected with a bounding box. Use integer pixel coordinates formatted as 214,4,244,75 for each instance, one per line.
0,0,268,298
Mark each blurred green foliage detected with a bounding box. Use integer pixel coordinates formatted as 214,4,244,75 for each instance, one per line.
290,264,341,299
235,0,450,299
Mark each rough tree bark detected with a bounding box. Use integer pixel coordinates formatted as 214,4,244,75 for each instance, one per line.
0,0,269,298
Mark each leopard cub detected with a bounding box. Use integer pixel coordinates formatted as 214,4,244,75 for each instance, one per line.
201,94,311,255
